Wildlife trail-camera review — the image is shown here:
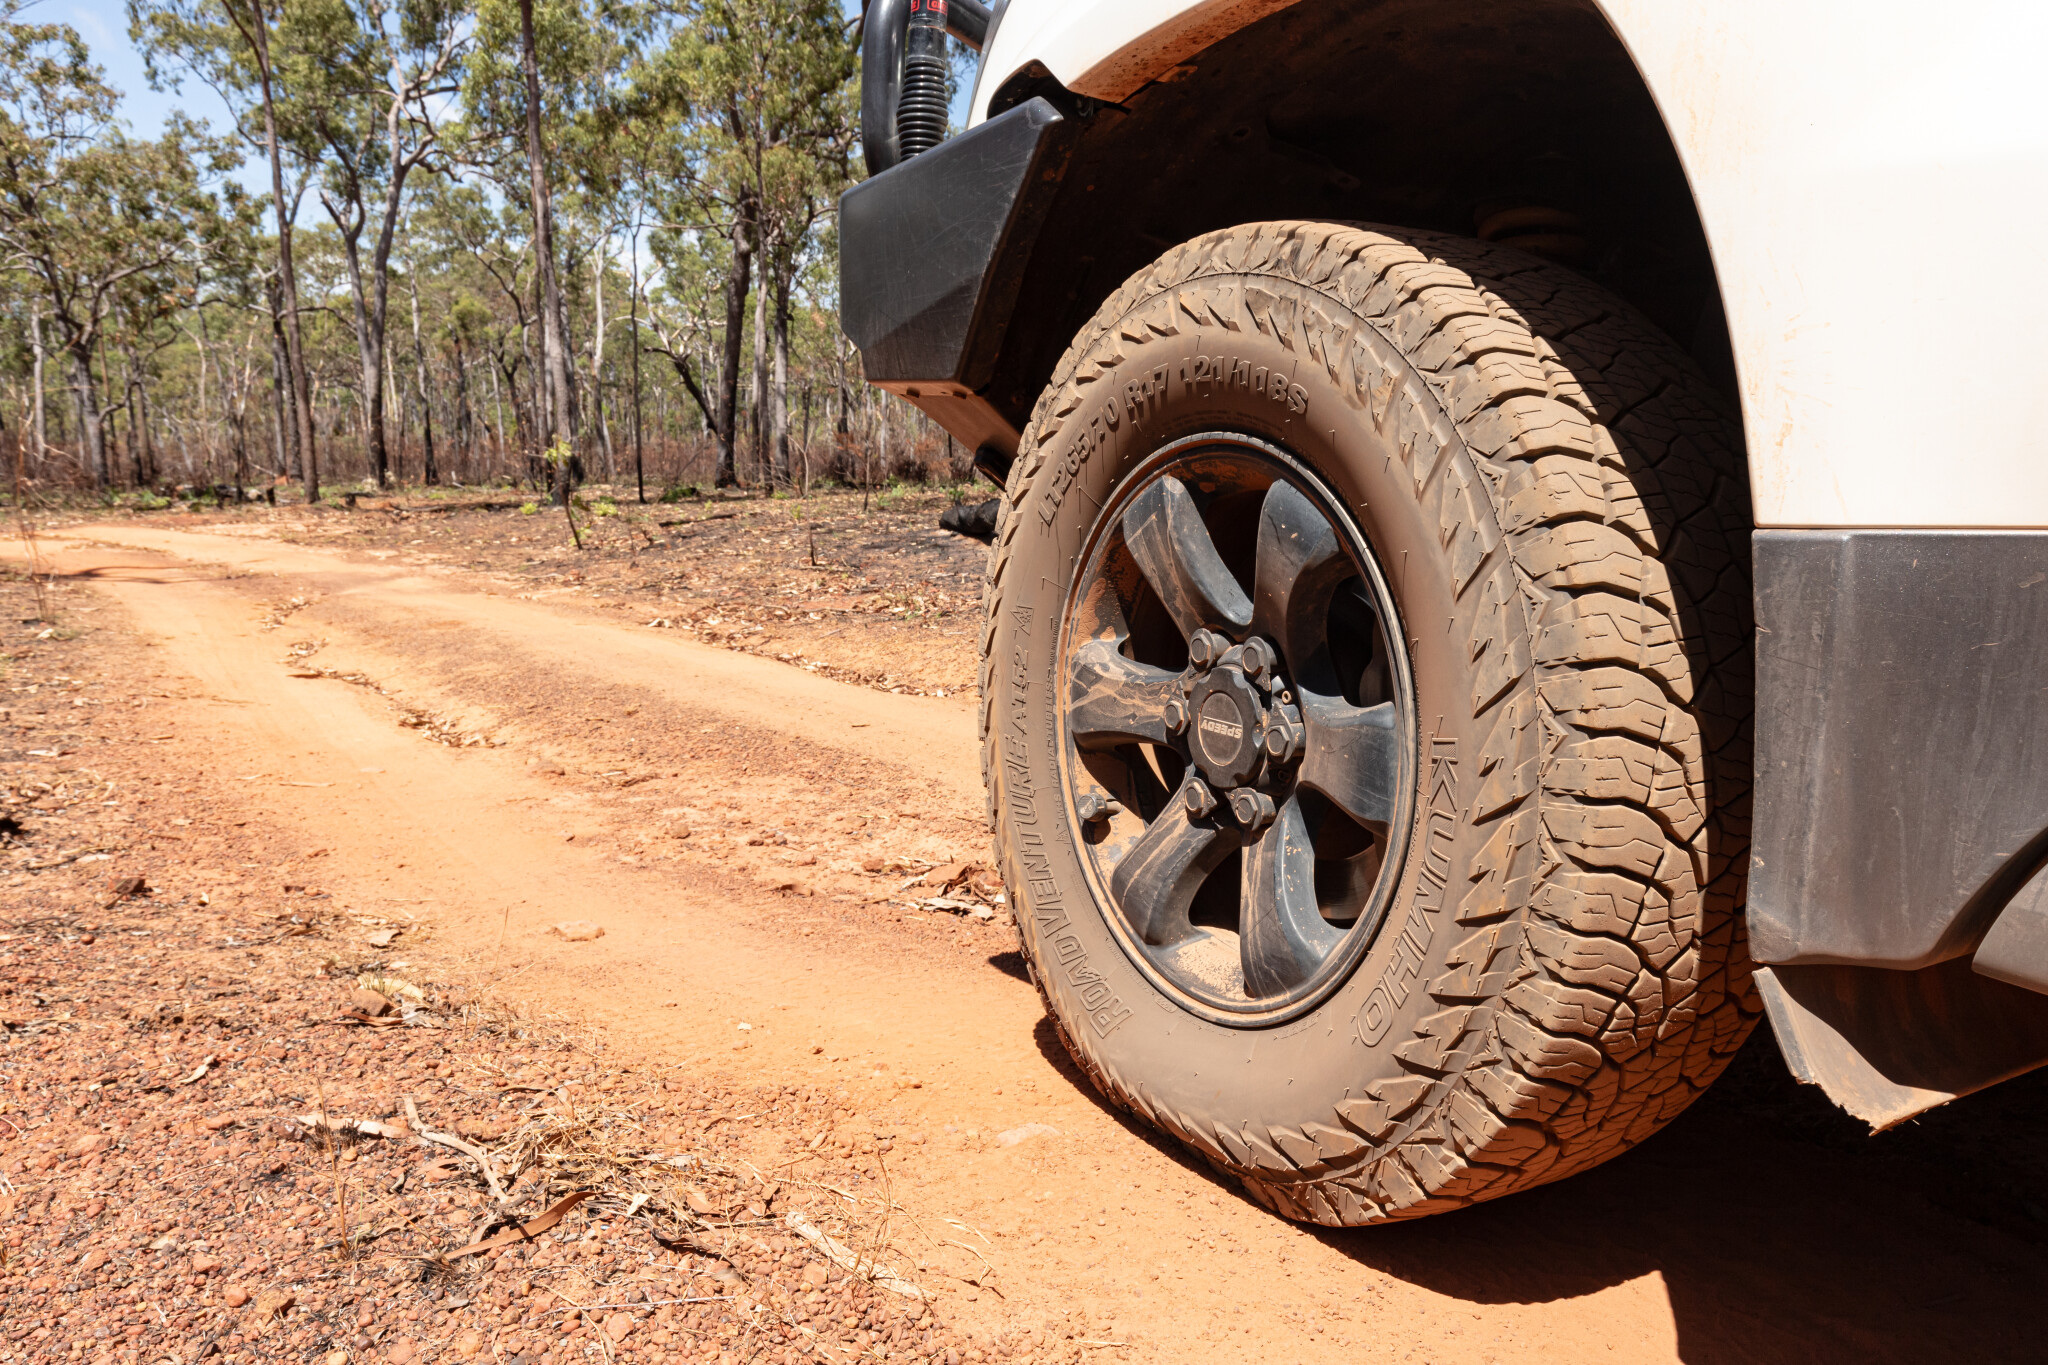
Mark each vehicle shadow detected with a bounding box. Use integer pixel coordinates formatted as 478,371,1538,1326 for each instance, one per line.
1031,1015,2048,1363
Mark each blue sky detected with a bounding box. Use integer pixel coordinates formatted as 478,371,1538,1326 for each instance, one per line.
40,0,963,237
47,0,902,166
52,0,243,143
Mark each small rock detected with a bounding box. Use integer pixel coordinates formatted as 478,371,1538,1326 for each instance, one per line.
604,1312,636,1342
995,1123,1061,1148
452,1328,485,1357
365,928,400,948
249,1289,294,1328
802,1263,830,1287
78,932,95,945
454,1116,511,1141
327,1351,348,1365
668,823,692,840
349,988,392,1018
191,1253,223,1275
67,1134,111,1158
78,1250,107,1272
386,1339,417,1364
550,921,605,942
203,1114,237,1131
224,1289,251,1308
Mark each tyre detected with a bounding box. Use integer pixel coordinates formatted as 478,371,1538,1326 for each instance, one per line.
979,222,1758,1224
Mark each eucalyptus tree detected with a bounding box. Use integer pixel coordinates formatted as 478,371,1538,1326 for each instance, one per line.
645,0,853,488
129,0,324,499
461,0,644,499
0,22,256,489
286,0,467,487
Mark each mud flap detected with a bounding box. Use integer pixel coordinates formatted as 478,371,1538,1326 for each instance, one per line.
1755,959,2048,1130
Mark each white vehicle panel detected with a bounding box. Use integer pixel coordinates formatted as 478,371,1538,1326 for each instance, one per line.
1602,0,2048,527
974,0,1299,117
975,0,2048,529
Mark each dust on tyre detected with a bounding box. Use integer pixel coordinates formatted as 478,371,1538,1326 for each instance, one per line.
981,221,1758,1224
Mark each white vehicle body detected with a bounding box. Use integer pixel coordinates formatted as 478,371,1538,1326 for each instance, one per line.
971,0,2048,529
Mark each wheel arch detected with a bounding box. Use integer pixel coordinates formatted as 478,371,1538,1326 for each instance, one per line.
941,0,1744,475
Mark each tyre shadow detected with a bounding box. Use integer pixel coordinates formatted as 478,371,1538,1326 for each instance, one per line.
986,950,1033,984
1034,1014,2048,1363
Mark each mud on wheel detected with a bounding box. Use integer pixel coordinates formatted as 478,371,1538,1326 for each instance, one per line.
980,222,1759,1224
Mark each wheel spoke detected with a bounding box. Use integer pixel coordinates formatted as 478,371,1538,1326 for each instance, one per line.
1108,775,1240,945
1297,692,1402,826
1120,476,1253,641
1067,638,1182,748
1240,795,1342,995
1250,479,1354,679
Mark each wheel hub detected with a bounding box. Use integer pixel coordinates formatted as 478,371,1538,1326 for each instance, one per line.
1189,665,1265,789
1059,435,1415,1020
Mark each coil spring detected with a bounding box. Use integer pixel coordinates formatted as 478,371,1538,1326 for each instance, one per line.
897,53,950,158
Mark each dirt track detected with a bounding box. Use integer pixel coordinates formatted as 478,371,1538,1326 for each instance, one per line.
10,518,2048,1364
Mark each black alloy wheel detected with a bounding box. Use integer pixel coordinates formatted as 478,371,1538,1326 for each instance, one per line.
1061,435,1415,1022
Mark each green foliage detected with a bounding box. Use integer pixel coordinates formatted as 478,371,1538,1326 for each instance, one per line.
0,0,887,502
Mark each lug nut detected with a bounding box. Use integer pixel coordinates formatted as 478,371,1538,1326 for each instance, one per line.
1188,630,1227,669
1076,792,1121,823
1239,637,1275,681
1184,779,1219,819
1261,703,1305,766
1163,697,1190,734
1229,787,1276,830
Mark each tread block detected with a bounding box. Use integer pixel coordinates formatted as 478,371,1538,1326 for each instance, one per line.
1495,1008,1604,1083
1464,394,1603,463
1545,735,1706,842
1543,802,1670,880
1469,563,1534,714
1524,920,1643,996
1519,521,1673,609
1506,977,1619,1038
1465,1058,1572,1122
1446,1087,1550,1165
1534,592,1692,702
1301,1120,1369,1163
1335,1096,1396,1141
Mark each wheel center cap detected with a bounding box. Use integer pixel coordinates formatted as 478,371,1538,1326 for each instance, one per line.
1188,666,1264,790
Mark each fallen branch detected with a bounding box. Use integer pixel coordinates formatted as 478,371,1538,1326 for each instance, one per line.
297,1114,408,1139
784,1211,924,1301
444,1190,591,1260
404,1095,510,1205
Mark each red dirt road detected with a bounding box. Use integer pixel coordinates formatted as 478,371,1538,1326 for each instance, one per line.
10,521,2047,1364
